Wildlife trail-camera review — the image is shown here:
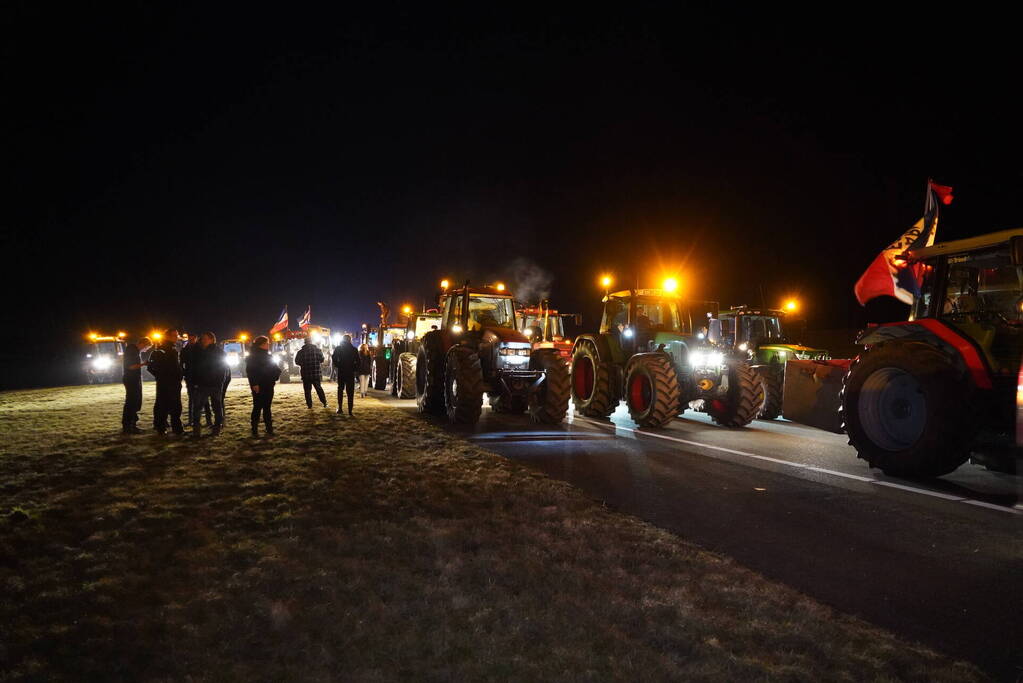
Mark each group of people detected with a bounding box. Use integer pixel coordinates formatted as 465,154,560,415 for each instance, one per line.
120,330,369,437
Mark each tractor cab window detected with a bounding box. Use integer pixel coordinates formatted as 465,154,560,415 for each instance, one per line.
414,316,441,337
223,342,245,354
522,314,565,340
95,342,123,355
466,296,515,330
444,295,464,329
941,249,1023,323
601,298,628,334
634,299,684,334
740,316,785,345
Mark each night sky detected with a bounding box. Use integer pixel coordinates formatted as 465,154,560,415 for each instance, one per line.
5,5,1022,387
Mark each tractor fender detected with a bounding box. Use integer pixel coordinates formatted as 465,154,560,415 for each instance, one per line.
857,320,992,390
573,333,614,365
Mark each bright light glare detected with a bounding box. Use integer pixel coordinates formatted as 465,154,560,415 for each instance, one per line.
785,299,799,312
332,334,341,345
440,279,450,289
406,330,416,340
226,355,239,367
496,283,505,291
88,332,98,340
93,356,112,370
738,342,748,352
451,324,463,334
689,350,724,368
601,275,613,288
151,332,163,341
311,331,322,343
622,327,634,338
663,277,679,292
402,305,412,314
240,333,249,341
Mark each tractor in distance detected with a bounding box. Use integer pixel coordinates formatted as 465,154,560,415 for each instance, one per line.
82,331,127,383
571,279,762,428
516,300,580,364
714,304,829,420
841,228,1023,476
221,333,250,377
415,281,571,424
390,306,442,398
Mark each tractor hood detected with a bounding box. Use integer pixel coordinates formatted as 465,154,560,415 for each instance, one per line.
482,327,531,345
759,343,829,360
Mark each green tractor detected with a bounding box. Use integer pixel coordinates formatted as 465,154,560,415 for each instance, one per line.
842,228,1023,476
571,288,762,428
714,306,829,420
416,283,571,425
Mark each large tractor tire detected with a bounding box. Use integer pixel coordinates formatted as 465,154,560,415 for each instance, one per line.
397,352,417,399
445,346,484,424
755,365,784,420
707,362,761,427
416,342,445,415
624,353,680,428
571,340,615,418
841,342,975,477
373,356,389,390
529,348,571,424
489,393,527,414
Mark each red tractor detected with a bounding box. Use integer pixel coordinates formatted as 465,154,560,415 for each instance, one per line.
516,300,579,364
841,228,1023,476
415,282,571,424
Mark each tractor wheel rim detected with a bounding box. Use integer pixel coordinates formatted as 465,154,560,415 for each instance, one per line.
574,357,594,400
859,367,926,451
629,373,652,413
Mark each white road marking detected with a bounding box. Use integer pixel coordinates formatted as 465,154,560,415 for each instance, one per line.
578,416,1021,515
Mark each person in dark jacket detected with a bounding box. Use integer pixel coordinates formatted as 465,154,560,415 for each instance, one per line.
331,334,360,416
246,335,281,436
147,329,184,434
121,336,152,433
294,333,328,409
189,332,227,436
180,332,212,428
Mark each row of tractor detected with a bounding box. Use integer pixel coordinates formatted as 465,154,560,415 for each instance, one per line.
386,226,1023,477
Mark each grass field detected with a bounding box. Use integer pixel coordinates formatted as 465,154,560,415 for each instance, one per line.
0,382,984,681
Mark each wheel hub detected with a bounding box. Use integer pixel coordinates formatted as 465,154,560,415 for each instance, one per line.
858,367,927,451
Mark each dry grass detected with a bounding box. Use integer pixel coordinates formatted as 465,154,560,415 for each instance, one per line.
0,383,985,681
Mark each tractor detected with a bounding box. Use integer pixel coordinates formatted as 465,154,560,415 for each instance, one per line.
571,288,762,428
415,282,571,424
516,300,579,364
82,332,127,384
714,306,829,420
390,310,442,398
841,228,1023,476
221,334,250,378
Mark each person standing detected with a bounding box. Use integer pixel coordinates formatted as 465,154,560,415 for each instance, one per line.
121,336,152,434
221,340,232,418
189,332,227,437
294,333,328,409
246,335,281,436
331,334,359,416
357,343,373,398
180,332,212,428
147,329,184,435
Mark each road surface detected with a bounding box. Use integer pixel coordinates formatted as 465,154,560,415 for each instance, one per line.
384,393,1023,680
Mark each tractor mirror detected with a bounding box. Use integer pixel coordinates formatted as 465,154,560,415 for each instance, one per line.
1011,235,1023,266
707,319,722,344
574,314,582,326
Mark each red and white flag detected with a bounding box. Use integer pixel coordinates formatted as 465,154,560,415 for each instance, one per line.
269,306,288,334
854,180,953,305
299,306,311,329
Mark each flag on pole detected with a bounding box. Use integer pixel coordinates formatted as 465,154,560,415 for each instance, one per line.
299,306,311,329
854,180,953,306
269,306,288,334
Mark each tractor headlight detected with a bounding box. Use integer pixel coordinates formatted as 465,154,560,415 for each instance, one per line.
272,353,281,363
689,350,724,369
498,343,531,366
226,355,239,367
622,327,634,338
451,324,463,334
738,342,748,352
93,355,113,370
406,330,416,340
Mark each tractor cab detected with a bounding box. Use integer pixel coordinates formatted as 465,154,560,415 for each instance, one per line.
517,301,579,362
389,311,443,398
717,307,828,364
83,332,127,383
598,289,717,362
222,335,250,377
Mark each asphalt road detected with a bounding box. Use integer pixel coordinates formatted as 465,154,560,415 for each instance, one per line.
385,392,1023,680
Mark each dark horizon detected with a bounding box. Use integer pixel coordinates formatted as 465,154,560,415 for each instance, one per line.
5,5,1022,387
